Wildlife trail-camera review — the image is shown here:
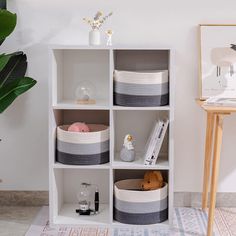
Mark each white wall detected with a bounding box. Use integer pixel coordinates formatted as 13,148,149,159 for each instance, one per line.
1,0,236,192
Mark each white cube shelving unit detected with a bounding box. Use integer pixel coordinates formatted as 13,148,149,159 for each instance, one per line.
49,45,175,228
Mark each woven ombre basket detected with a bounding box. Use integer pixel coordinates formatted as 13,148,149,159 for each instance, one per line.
57,124,109,165
114,179,168,225
114,70,169,107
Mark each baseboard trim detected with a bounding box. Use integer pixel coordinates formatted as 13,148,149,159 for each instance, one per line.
174,192,236,207
0,191,49,206
0,191,235,207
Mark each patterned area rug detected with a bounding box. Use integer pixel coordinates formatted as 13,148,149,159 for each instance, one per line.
25,206,236,236
214,208,236,236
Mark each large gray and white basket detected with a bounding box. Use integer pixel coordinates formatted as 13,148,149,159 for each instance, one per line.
114,70,169,107
114,179,168,225
57,124,109,165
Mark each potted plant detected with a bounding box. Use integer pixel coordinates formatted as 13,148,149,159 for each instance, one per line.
83,11,112,46
0,1,37,114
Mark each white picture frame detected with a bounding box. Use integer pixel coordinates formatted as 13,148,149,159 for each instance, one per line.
199,24,236,100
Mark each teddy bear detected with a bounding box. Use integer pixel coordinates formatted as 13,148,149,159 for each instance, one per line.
68,122,90,132
141,170,164,191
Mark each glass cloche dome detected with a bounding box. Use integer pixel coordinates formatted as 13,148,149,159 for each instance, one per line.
75,80,96,104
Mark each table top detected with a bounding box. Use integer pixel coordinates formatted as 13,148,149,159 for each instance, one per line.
196,99,236,113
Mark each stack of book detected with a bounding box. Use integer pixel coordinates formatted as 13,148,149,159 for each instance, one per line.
204,97,236,107
143,119,169,165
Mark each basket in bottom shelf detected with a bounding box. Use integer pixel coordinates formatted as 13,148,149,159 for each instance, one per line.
113,179,168,225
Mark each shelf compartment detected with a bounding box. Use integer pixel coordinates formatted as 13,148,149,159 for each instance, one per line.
113,50,170,107
51,49,110,108
52,168,110,225
113,110,169,166
52,109,110,166
113,153,169,170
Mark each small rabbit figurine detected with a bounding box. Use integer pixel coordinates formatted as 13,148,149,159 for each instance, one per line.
120,134,135,162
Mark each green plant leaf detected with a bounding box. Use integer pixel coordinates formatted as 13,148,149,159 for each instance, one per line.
0,7,36,113
0,76,37,113
0,53,11,72
0,9,17,44
0,51,27,88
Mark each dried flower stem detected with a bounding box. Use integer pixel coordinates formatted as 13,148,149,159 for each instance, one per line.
83,11,113,30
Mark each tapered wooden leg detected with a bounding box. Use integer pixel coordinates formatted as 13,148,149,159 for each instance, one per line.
207,114,224,236
202,112,215,210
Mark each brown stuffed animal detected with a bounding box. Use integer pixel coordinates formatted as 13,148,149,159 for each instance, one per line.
141,171,164,191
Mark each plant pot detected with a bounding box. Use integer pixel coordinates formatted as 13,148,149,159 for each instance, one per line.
89,30,101,46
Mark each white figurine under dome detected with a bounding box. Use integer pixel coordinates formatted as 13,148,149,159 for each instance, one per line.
75,80,96,104
120,134,135,162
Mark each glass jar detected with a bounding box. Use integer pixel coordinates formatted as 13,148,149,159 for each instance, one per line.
77,183,92,215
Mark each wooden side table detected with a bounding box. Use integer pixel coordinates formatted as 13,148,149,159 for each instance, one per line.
197,99,236,236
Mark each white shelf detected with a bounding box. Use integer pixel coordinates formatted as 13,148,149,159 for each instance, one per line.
49,44,173,50
53,99,109,110
113,153,169,170
55,203,109,226
113,105,170,111
50,45,112,50
53,162,110,169
49,46,175,228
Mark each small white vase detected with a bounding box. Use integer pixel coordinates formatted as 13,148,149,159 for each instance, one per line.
89,29,101,46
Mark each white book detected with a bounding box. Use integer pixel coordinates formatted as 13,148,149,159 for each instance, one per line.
144,121,161,165
144,121,163,166
150,119,169,165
